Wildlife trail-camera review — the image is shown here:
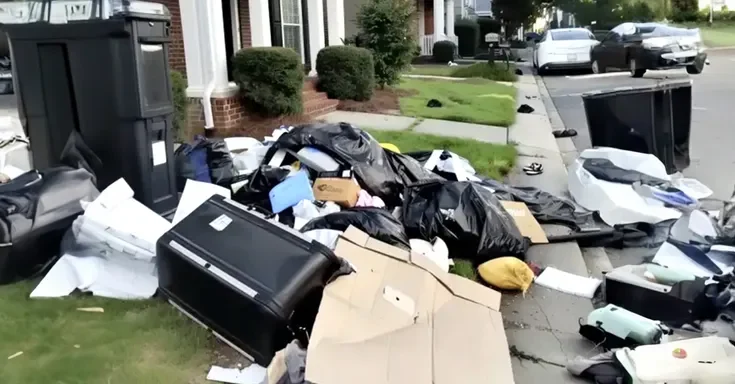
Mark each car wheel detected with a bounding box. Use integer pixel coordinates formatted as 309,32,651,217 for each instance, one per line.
629,58,646,78
591,60,605,74
686,64,703,75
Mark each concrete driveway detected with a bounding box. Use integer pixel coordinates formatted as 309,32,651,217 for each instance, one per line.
541,50,735,201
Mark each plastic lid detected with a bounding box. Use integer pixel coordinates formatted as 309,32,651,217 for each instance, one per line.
0,0,169,24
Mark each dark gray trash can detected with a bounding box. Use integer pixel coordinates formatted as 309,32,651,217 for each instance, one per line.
582,80,692,174
3,0,178,215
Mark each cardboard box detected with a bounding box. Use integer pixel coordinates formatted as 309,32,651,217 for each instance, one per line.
312,178,360,208
500,201,549,244
306,226,515,384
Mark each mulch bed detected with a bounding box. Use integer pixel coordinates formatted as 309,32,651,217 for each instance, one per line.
337,88,415,114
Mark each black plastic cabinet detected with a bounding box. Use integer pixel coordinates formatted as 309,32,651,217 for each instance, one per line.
582,80,692,174
4,8,178,214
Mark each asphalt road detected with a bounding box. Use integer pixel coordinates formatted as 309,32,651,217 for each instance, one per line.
542,49,735,201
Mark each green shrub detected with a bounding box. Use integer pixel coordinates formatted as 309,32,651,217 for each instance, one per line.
454,19,479,57
451,62,517,82
670,0,699,21
232,47,304,117
316,46,375,101
357,0,417,87
432,40,456,63
622,1,656,22
170,70,187,141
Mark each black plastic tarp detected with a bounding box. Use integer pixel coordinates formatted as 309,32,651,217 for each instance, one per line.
480,178,594,230
402,180,528,263
262,123,441,207
300,207,411,250
582,158,667,186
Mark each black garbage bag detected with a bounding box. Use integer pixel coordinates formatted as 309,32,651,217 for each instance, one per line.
583,158,667,186
262,123,438,207
175,136,238,190
402,180,529,263
60,130,103,186
300,207,411,250
479,178,594,230
232,165,290,212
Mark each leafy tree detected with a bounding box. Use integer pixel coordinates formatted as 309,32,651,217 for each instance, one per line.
492,0,538,37
356,0,417,88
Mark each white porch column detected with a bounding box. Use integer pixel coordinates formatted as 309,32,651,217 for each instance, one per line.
307,0,326,75
179,0,235,98
249,0,272,47
418,0,425,37
445,0,454,37
433,0,444,41
326,0,345,46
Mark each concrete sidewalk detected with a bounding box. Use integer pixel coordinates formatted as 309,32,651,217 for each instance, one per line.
318,110,509,144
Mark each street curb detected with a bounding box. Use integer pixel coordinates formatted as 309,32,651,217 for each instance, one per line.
530,73,615,279
706,45,735,51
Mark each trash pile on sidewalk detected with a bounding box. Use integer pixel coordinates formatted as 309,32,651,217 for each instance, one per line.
3,117,735,382
0,121,598,384
561,147,735,383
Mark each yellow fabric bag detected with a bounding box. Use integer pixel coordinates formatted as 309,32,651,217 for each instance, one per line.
477,257,535,293
380,143,401,153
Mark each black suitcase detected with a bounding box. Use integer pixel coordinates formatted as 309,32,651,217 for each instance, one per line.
156,195,341,365
0,166,99,284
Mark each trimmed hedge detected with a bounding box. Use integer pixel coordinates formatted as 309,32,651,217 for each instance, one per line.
452,62,517,82
232,47,304,117
433,40,456,63
170,70,188,140
455,19,479,57
316,46,375,101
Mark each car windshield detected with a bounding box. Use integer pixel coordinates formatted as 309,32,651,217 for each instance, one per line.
551,30,594,41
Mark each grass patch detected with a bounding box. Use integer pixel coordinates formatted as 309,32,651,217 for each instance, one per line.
411,63,517,82
449,260,478,281
397,78,517,127
0,282,212,384
366,129,517,180
679,22,735,47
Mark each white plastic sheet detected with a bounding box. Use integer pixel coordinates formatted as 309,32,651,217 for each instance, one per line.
30,179,171,300
568,148,681,226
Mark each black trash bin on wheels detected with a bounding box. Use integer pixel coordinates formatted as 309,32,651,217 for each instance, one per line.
581,80,693,174
3,0,179,215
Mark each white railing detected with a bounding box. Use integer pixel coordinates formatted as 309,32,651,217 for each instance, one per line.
420,34,459,56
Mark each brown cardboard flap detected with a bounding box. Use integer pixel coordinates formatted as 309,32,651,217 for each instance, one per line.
307,227,515,384
500,201,549,244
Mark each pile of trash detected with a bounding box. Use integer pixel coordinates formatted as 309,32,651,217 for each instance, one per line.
4,117,735,383
561,147,735,383
0,121,598,384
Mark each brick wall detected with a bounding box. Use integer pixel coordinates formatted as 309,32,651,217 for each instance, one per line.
158,0,186,74
238,0,253,48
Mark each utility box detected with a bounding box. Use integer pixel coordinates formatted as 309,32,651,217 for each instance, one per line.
582,80,692,174
3,0,178,215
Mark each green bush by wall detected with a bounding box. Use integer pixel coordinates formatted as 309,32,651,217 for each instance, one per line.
433,40,456,63
170,70,187,141
316,46,375,101
454,19,479,57
232,47,304,117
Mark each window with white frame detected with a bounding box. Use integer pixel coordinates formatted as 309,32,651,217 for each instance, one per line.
281,0,305,63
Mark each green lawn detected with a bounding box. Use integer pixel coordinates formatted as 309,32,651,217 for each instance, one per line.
0,282,212,384
397,78,517,127
367,129,517,181
679,22,735,47
410,62,517,82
